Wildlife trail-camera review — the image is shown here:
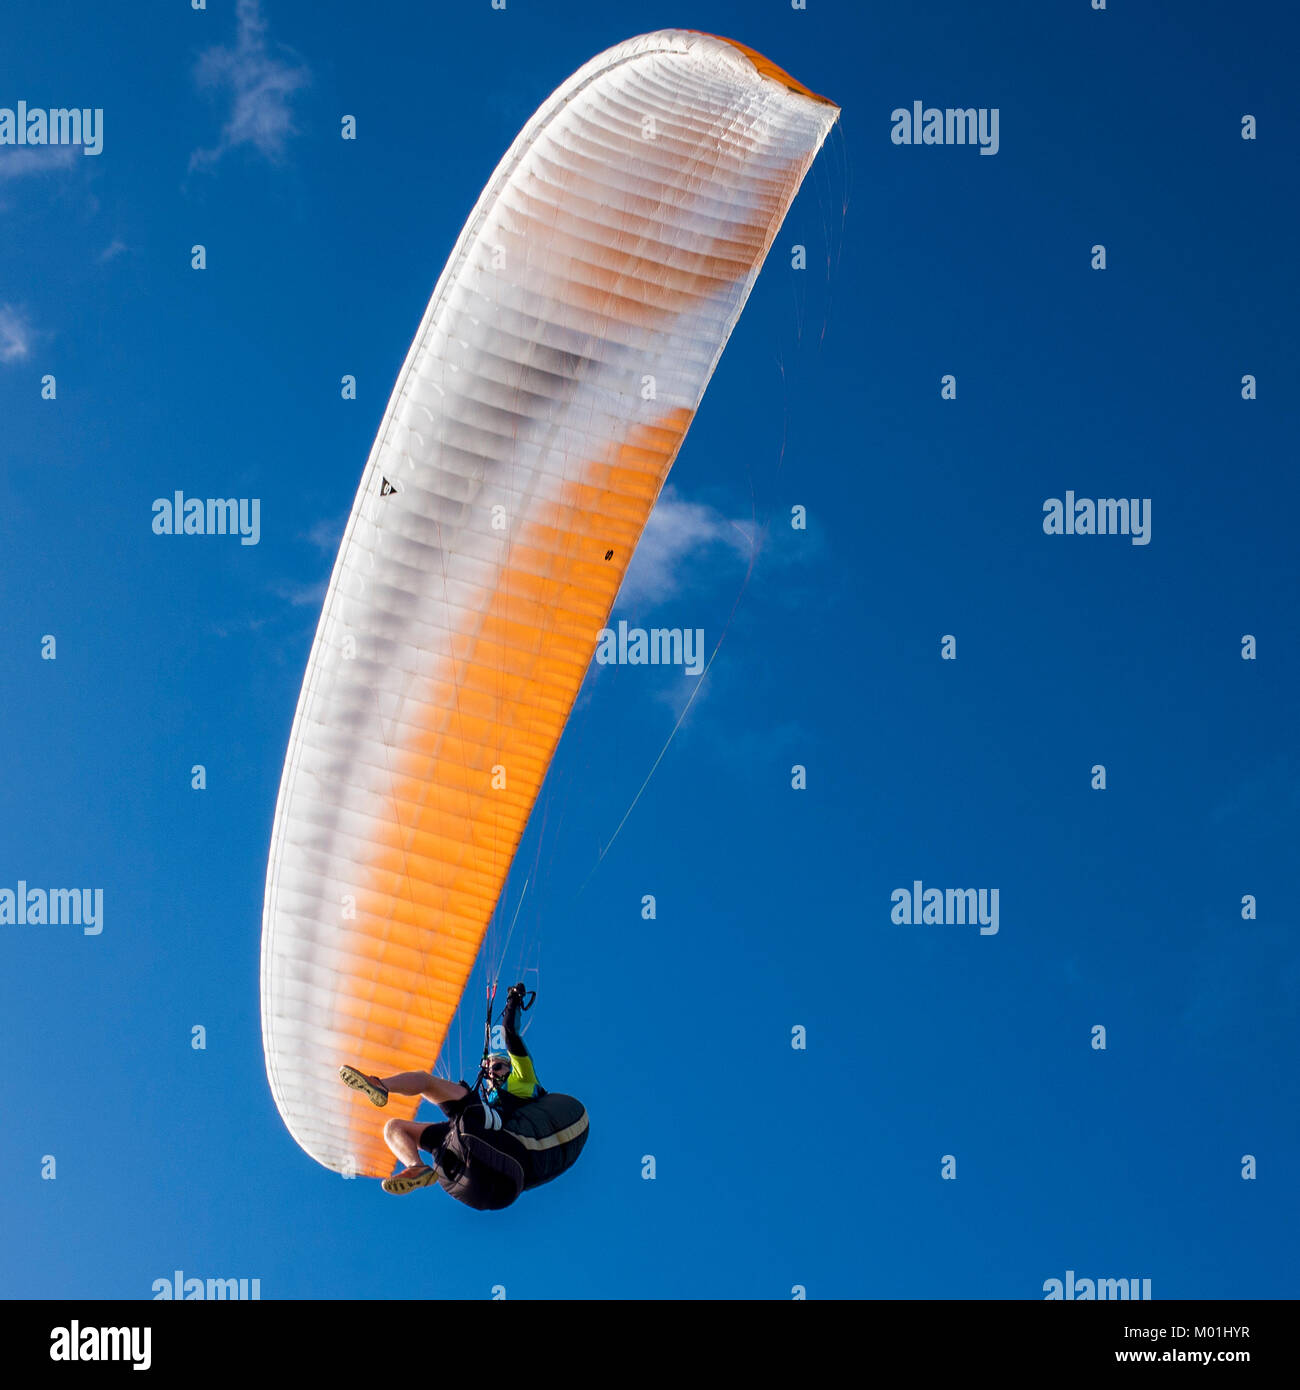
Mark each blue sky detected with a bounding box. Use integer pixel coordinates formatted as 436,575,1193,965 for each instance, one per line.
2,0,1297,1299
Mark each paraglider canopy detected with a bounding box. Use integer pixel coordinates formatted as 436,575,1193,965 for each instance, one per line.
260,29,839,1178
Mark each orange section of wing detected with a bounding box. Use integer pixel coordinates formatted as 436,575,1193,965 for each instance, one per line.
337,409,694,1176
696,32,840,108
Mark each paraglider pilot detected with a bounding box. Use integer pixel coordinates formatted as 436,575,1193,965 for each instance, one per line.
340,983,541,1195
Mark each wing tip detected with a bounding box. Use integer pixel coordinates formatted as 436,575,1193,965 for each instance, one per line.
689,31,840,110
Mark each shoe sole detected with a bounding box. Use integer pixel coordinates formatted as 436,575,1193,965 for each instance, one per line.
382,1167,438,1195
339,1065,388,1107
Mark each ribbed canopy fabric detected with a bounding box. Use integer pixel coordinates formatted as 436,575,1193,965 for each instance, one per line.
261,30,838,1175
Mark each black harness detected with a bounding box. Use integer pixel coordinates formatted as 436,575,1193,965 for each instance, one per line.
432,981,538,1210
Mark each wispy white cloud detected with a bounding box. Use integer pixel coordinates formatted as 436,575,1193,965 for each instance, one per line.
305,514,345,553
210,613,270,639
262,516,342,618
274,576,328,608
190,0,309,171
0,304,33,362
98,237,128,263
0,145,78,182
617,487,753,608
